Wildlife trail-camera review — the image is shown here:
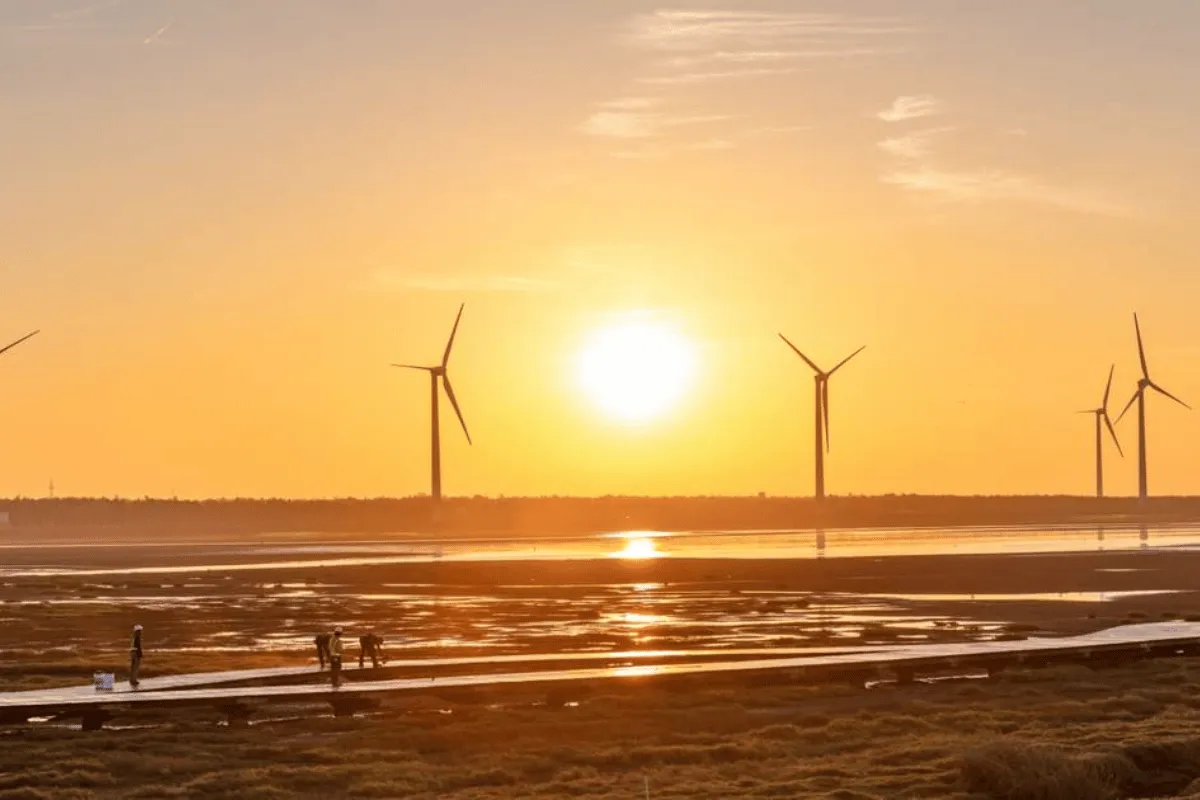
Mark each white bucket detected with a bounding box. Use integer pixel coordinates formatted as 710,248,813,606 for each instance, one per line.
93,672,114,691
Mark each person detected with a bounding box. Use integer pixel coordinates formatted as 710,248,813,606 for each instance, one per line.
129,624,144,688
329,627,344,688
359,632,386,668
314,632,332,670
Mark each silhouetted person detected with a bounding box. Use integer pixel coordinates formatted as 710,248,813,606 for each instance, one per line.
129,624,144,688
314,632,332,669
359,633,385,668
330,627,344,688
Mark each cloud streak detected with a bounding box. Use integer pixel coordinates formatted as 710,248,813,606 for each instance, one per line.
877,127,955,159
880,167,1136,218
582,9,913,161
636,67,797,85
873,98,1132,218
877,95,941,122
581,103,731,139
629,10,916,52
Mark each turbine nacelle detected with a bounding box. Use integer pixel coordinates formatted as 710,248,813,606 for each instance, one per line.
1118,313,1189,502
779,333,865,455
390,304,472,501
1081,364,1122,460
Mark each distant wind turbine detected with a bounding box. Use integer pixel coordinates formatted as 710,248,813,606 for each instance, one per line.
778,334,865,500
1078,365,1122,497
1115,313,1189,503
392,304,471,503
0,330,38,358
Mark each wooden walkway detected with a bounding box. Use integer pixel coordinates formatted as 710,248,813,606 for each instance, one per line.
3,622,1197,729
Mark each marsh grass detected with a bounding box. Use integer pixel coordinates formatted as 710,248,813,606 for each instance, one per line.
6,659,1200,798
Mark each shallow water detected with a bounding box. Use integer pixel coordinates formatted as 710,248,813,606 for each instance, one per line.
0,522,1189,577
861,590,1180,603
1,523,1193,674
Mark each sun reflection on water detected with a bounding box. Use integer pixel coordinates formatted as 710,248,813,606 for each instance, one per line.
612,665,661,678
613,538,663,559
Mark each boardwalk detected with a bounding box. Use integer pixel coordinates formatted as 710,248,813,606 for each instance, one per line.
3,622,1197,729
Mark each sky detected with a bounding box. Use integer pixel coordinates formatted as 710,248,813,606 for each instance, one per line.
3,0,1200,499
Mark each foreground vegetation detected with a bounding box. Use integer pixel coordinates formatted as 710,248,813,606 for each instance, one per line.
8,658,1200,798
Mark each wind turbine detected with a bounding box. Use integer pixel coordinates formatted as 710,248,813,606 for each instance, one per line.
778,334,865,500
1115,313,1189,503
392,304,471,503
1078,365,1122,497
0,330,38,358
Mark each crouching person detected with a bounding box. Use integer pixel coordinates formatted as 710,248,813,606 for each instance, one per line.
359,632,386,668
314,632,332,670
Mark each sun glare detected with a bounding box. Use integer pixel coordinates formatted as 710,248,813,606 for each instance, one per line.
614,537,662,559
577,317,698,424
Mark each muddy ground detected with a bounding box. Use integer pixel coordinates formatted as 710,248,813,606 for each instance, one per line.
5,539,1200,797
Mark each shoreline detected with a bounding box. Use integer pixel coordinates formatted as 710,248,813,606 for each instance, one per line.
6,495,1200,540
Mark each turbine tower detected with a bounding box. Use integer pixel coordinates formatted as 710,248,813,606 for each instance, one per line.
1078,365,1122,497
1115,313,1189,503
778,335,865,500
392,304,471,502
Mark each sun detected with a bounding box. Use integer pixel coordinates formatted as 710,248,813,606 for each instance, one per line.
576,317,698,424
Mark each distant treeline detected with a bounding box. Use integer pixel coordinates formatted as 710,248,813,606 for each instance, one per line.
1,495,1198,536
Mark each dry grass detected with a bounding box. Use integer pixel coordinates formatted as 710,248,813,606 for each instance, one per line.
8,659,1200,798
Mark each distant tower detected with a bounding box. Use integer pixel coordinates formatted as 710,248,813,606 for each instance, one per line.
48,479,54,498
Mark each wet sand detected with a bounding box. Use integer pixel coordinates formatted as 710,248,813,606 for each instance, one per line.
5,543,1200,692
7,532,1200,797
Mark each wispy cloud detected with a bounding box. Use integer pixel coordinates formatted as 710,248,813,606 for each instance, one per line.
711,47,908,63
636,67,797,85
364,271,559,294
880,167,1136,218
877,95,941,122
608,120,809,159
877,126,955,159
628,10,916,52
872,98,1132,218
582,9,914,161
581,105,730,139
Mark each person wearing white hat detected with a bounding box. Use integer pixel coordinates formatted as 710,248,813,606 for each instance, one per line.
329,627,344,688
129,624,144,688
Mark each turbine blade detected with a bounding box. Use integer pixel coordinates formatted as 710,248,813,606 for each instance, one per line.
0,330,39,358
1149,381,1192,411
1102,364,1114,410
442,374,471,445
778,334,822,374
391,364,434,372
1115,388,1140,425
827,345,866,376
822,380,830,452
1134,313,1149,379
442,303,465,369
1103,413,1123,458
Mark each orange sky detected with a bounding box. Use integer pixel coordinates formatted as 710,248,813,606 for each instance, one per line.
3,1,1200,498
